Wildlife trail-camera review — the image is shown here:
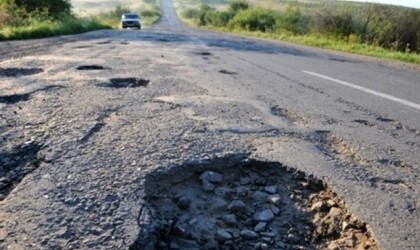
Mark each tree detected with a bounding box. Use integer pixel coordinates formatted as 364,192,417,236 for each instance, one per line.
7,0,72,19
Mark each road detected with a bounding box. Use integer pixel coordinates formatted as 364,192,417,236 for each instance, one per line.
0,0,418,249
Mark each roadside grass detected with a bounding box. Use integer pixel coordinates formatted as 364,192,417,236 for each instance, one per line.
174,0,420,65
0,16,110,41
0,0,161,41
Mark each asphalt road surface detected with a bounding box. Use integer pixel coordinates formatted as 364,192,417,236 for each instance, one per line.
0,0,419,249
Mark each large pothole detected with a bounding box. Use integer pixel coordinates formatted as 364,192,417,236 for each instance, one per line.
0,67,43,77
0,143,43,200
97,78,150,88
131,158,378,250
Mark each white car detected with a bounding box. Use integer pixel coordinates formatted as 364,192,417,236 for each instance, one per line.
121,13,141,29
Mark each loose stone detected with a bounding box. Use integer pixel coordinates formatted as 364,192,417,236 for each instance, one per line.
222,214,237,226
262,237,272,243
260,232,276,237
177,197,191,210
255,209,275,222
268,194,282,206
173,223,190,238
328,207,342,218
202,179,215,191
216,229,233,242
170,242,181,250
240,229,259,240
227,200,248,213
254,177,267,186
326,200,336,207
240,177,251,185
264,185,278,194
260,243,269,250
254,222,267,232
271,204,280,215
311,201,327,212
199,171,223,183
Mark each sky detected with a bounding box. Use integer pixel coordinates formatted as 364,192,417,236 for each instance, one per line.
347,0,420,9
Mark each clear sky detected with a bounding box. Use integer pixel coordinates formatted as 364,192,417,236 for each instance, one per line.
348,0,420,9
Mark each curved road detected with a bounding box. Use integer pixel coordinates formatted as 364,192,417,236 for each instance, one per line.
0,0,418,249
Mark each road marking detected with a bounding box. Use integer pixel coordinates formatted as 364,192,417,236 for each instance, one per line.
302,70,420,110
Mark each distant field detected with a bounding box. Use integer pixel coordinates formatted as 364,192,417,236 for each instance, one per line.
72,0,145,15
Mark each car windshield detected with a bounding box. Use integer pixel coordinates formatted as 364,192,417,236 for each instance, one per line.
123,14,139,19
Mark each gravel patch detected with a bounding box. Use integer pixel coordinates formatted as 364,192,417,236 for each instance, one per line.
130,159,378,250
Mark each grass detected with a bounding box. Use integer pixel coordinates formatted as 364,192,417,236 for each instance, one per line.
174,0,420,65
257,32,420,64
0,0,161,41
0,16,110,41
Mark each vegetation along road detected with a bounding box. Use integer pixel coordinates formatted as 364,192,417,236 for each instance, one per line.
0,0,419,249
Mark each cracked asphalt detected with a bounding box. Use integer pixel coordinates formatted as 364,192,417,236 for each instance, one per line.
0,0,419,249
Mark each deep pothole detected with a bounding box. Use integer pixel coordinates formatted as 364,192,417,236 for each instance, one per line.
131,158,378,250
0,67,43,77
76,65,108,70
97,78,150,88
0,143,43,200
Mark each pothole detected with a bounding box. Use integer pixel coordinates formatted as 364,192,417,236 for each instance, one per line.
97,40,112,44
0,93,30,104
0,85,64,104
195,52,213,56
76,65,108,70
353,119,375,127
0,67,43,77
376,117,395,123
73,45,93,49
0,143,43,200
219,69,237,75
131,158,378,250
97,78,150,88
271,106,306,125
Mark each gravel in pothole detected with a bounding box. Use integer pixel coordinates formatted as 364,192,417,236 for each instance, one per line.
131,159,378,250
97,78,150,88
0,67,43,77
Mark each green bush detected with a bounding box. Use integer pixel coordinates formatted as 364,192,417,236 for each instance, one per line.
276,7,309,35
3,0,71,20
180,0,420,54
315,6,355,38
228,8,276,32
229,1,249,13
181,8,200,19
197,4,215,26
